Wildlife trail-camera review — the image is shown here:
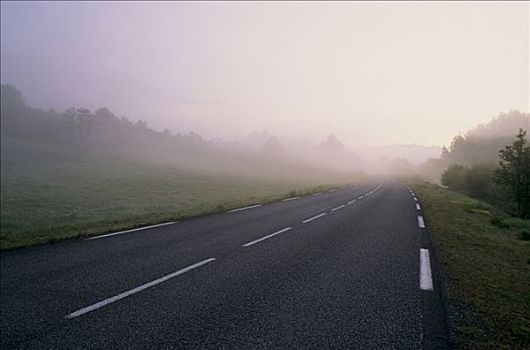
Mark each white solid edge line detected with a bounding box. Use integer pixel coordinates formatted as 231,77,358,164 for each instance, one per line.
418,215,426,228
358,195,364,199
416,203,421,210
283,197,300,202
331,205,345,211
228,204,261,213
242,227,292,247
420,249,434,291
85,222,176,240
302,213,326,223
65,258,216,319
348,199,357,205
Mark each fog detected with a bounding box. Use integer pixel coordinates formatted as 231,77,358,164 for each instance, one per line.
1,2,530,183
3,5,530,343
2,2,528,149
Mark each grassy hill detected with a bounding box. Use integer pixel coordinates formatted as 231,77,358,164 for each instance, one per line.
1,137,360,250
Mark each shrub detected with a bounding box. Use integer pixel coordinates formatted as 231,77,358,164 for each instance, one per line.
441,164,468,191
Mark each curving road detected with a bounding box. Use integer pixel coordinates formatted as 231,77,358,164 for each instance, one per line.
0,180,448,349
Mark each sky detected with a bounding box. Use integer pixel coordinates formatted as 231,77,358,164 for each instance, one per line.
1,1,528,147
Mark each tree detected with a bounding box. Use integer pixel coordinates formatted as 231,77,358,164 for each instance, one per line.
0,84,26,109
1,84,27,137
493,129,530,218
262,135,284,155
440,146,449,160
443,111,530,165
320,134,344,151
63,107,94,159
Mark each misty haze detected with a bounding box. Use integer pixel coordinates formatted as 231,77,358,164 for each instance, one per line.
1,2,529,349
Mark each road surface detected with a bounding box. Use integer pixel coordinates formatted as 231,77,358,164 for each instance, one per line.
0,180,448,349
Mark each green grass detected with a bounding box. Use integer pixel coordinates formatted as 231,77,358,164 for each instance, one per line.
410,182,530,349
1,138,359,250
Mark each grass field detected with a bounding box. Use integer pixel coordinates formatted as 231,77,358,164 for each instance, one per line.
411,182,530,349
1,138,359,250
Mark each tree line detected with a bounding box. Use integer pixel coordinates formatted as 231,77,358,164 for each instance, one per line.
430,116,530,218
1,84,208,161
1,84,361,179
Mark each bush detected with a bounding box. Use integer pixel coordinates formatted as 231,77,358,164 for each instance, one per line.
441,164,468,192
441,164,496,199
464,165,495,199
441,163,515,213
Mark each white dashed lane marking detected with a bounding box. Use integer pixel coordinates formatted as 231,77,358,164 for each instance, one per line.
65,258,217,318
331,205,345,212
302,213,326,223
242,227,293,247
418,215,425,228
86,222,176,240
420,249,434,291
228,204,261,213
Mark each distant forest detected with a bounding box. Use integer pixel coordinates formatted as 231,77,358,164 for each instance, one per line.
2,83,528,182
1,84,209,160
0,84,361,177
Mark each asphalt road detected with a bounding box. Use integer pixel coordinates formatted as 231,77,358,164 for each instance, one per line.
0,180,448,349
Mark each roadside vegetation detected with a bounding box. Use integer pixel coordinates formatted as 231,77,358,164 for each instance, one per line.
417,110,529,186
440,129,529,218
411,182,530,349
416,111,529,219
414,117,530,348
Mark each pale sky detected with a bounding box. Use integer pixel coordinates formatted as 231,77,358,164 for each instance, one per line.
1,1,528,147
